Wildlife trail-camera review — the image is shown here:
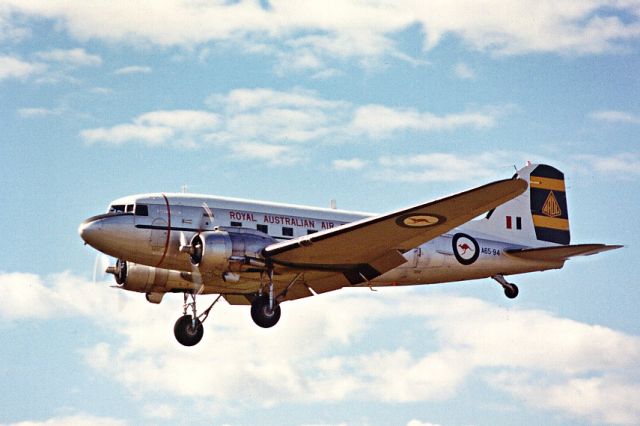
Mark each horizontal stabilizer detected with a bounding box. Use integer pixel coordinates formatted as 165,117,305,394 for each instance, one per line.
505,244,622,261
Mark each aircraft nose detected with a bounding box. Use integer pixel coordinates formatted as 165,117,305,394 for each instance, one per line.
79,217,103,246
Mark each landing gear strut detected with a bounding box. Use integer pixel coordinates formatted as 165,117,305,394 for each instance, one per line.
492,274,519,299
251,267,281,328
173,293,222,346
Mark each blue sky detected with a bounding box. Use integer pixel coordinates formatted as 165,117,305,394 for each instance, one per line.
1,1,639,425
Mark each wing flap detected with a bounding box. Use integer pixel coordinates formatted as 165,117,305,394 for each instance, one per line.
505,243,622,261
265,178,528,275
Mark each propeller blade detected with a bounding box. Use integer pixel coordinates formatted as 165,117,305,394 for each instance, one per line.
199,202,214,231
92,254,111,285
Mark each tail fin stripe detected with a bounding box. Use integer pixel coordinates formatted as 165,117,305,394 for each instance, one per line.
530,177,566,192
532,215,570,231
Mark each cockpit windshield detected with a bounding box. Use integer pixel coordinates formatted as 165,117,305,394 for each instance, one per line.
107,203,148,216
109,204,126,213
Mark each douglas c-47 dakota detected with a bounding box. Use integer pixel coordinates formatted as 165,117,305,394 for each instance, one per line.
79,163,621,346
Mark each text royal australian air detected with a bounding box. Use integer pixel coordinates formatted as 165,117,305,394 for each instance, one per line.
79,163,621,346
230,211,337,230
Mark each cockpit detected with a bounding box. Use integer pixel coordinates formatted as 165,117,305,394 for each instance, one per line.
107,203,149,216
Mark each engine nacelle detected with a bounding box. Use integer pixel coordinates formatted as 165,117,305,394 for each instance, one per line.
189,227,276,273
109,260,195,294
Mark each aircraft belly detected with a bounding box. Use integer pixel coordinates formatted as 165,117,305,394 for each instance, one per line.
374,254,565,286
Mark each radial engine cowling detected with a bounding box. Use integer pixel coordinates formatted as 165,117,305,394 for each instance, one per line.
189,227,276,272
109,261,194,294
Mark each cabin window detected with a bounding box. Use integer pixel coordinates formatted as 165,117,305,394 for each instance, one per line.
135,204,149,216
516,217,522,230
257,224,268,234
307,229,318,234
231,221,242,227
282,227,293,237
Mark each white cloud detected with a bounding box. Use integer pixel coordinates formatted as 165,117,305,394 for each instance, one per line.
5,413,126,426
590,110,640,125
407,421,441,426
136,110,218,131
573,153,640,177
332,159,367,171
0,272,61,319
227,141,302,166
81,110,219,146
81,123,175,146
453,62,475,80
0,13,31,43
142,403,175,420
90,87,112,95
17,107,62,118
114,65,152,75
0,55,44,80
2,0,639,78
35,48,102,67
2,270,639,424
81,88,511,166
350,105,497,138
489,373,640,425
371,152,526,183
206,87,346,113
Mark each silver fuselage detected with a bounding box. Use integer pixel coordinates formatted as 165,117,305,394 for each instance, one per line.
79,193,563,296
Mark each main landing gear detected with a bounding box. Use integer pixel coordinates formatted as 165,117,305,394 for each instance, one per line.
173,268,301,345
492,274,519,299
173,293,221,346
250,267,284,328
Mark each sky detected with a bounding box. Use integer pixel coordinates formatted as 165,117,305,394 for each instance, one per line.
1,1,639,425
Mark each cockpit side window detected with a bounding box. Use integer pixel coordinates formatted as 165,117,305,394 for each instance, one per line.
126,204,134,213
109,204,126,213
135,204,149,216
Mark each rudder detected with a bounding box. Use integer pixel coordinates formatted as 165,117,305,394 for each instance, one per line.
529,165,570,245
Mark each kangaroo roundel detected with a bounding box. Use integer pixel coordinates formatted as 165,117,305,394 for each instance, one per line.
396,213,444,228
453,233,479,265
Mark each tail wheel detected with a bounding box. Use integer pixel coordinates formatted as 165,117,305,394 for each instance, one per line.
174,315,204,346
251,295,281,328
504,284,519,299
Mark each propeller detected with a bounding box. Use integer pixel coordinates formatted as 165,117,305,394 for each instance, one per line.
105,258,127,285
177,202,214,296
92,254,111,285
93,254,127,313
201,202,214,229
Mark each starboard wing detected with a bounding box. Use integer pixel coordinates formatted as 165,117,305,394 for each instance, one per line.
263,178,528,286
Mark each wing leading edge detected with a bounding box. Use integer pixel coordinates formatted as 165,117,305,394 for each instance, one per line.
263,178,528,287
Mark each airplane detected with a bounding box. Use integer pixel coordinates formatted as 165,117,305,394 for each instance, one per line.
78,163,621,346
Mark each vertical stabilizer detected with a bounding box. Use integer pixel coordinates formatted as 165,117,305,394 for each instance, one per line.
529,165,570,245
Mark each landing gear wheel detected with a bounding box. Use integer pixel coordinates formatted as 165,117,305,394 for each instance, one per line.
174,315,204,346
251,295,281,328
504,284,519,299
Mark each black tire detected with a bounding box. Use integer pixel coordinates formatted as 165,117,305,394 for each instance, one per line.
504,284,519,299
174,315,204,346
250,295,281,328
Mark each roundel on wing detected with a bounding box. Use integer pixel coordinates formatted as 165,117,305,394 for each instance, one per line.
396,213,445,228
452,233,479,265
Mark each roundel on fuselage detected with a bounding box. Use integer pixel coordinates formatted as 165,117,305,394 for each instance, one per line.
452,233,479,265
